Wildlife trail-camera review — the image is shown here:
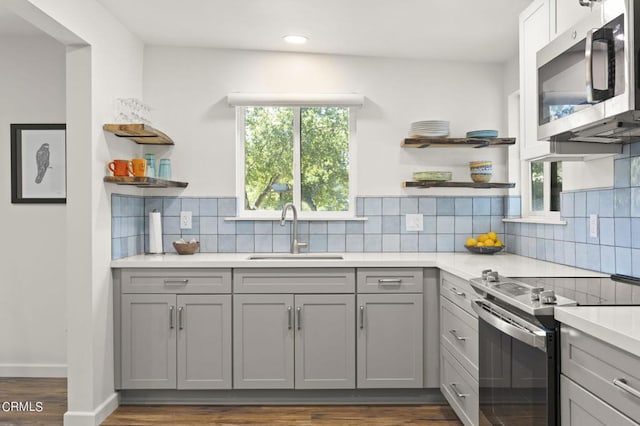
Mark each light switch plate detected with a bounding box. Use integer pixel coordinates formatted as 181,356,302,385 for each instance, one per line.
180,211,192,229
405,214,423,232
589,214,598,239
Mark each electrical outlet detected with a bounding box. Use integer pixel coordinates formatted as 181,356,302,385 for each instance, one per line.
405,214,423,232
180,211,192,229
589,214,598,239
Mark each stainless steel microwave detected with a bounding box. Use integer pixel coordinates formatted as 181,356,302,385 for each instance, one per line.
536,0,637,143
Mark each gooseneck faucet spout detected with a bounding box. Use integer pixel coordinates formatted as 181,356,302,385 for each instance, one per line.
280,203,308,254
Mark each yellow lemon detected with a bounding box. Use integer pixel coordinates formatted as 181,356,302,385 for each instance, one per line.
476,242,484,247
477,234,488,243
487,231,497,241
483,239,495,247
466,237,477,247
495,240,503,247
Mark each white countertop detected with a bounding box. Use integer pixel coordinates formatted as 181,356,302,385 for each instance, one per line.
555,306,640,356
111,252,607,280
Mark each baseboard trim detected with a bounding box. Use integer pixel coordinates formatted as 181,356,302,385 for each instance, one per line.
63,392,119,426
119,388,445,405
0,364,67,378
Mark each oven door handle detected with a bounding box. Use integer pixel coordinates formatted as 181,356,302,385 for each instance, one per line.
471,299,547,351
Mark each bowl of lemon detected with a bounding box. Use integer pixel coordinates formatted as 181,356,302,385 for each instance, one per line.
465,231,504,254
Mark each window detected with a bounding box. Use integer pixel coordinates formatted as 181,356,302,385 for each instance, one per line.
237,105,355,217
528,161,562,217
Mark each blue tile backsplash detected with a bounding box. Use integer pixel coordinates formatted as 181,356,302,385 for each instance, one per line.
111,194,509,259
110,142,640,277
505,142,640,277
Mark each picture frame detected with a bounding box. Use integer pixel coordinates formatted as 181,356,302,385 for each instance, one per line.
11,123,67,204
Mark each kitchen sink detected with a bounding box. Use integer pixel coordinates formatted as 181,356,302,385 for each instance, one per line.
247,254,344,260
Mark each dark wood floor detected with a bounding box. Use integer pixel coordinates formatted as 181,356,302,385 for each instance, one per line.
0,378,462,425
103,404,463,425
0,377,67,425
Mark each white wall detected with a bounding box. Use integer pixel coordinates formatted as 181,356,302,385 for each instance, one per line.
0,35,67,377
143,47,509,198
7,1,144,424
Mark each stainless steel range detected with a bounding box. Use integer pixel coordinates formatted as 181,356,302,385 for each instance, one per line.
468,270,577,426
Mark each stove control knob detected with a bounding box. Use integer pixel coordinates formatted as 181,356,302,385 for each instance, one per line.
481,269,492,280
530,287,545,301
540,290,557,304
487,271,499,282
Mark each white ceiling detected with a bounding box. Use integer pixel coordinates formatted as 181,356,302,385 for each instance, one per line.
95,0,532,62
1,1,533,62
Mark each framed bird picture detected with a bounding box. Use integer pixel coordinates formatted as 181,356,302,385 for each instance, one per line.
11,124,66,203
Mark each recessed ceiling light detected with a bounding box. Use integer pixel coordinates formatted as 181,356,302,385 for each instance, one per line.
283,35,308,44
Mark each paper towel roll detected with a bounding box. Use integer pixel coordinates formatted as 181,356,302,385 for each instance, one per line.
149,210,163,254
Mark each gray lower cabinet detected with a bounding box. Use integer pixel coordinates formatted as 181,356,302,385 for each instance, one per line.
233,293,355,389
561,325,640,424
121,294,232,390
356,293,423,388
121,294,177,389
561,375,638,426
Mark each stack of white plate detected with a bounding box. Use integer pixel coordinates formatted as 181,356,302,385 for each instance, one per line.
409,120,450,137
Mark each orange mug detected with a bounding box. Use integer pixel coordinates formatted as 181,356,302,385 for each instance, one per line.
131,158,147,177
108,159,132,177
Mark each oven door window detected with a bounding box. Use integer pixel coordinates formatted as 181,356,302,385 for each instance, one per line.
538,14,625,126
479,320,549,425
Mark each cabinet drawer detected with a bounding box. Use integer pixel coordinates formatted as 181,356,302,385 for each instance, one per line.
357,268,423,293
440,296,478,379
121,269,231,293
440,271,476,317
561,375,639,426
441,345,479,426
562,326,640,422
233,268,355,293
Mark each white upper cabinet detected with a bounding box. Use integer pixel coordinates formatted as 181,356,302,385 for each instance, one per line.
519,0,551,160
551,0,602,40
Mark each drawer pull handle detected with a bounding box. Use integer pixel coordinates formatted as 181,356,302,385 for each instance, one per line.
448,287,466,297
378,278,402,285
178,306,184,330
449,383,468,399
287,306,293,330
449,329,467,342
359,306,365,329
169,305,175,329
613,378,640,399
296,307,302,330
164,279,189,285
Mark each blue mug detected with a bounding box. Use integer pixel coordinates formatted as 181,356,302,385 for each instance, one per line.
144,153,156,178
158,159,171,179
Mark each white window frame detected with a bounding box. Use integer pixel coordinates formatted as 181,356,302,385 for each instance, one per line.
235,106,358,219
521,160,562,221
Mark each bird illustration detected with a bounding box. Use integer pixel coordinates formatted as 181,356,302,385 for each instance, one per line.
35,143,50,184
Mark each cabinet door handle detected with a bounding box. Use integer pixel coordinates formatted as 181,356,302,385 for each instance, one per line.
178,306,184,330
613,378,640,399
448,287,466,297
296,307,302,330
287,306,293,330
578,0,591,6
449,329,467,341
450,383,468,399
378,278,402,285
169,305,175,329
164,279,189,285
359,305,365,329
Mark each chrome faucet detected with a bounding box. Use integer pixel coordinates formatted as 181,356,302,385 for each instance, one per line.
280,203,308,254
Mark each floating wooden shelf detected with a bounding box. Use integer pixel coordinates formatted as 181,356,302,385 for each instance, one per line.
104,176,188,188
402,137,515,149
403,181,515,189
103,123,174,145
